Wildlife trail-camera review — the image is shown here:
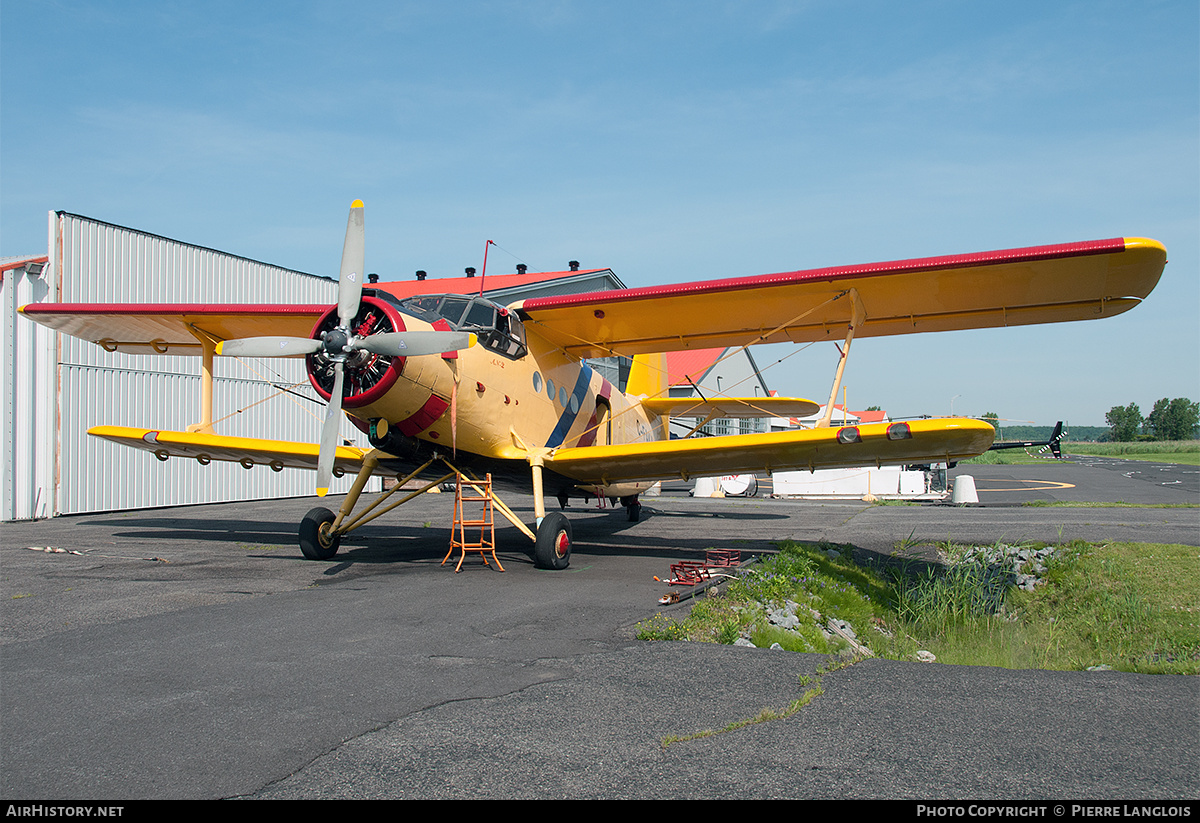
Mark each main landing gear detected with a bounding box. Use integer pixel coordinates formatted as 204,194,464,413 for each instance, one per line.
621,495,642,522
533,512,572,570
293,451,565,568
299,506,340,560
293,450,636,571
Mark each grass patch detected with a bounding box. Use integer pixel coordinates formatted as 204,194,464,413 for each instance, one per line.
1021,501,1198,509
961,450,1061,465
1071,452,1200,466
962,440,1200,465
1064,440,1200,456
1007,541,1200,673
658,662,858,748
661,677,825,749
641,540,1200,674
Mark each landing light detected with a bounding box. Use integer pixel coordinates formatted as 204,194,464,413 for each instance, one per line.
887,422,912,440
837,427,861,444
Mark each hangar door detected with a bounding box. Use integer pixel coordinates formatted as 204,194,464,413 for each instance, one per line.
3,211,375,520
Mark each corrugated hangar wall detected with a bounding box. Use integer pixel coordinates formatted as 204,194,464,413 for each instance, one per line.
3,211,375,521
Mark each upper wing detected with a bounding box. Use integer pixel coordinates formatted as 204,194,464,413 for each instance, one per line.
513,237,1167,358
17,303,327,354
543,418,994,484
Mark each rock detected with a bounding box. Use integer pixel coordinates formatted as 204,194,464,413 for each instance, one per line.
829,618,857,639
768,606,800,630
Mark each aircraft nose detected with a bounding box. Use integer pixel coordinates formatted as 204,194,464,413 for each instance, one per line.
322,328,350,355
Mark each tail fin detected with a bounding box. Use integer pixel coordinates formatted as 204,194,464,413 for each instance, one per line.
1049,421,1064,458
626,353,668,398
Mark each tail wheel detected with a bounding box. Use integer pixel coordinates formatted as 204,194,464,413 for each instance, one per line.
534,512,572,570
299,506,341,560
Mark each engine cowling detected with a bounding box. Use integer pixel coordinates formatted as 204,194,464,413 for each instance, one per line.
306,295,406,408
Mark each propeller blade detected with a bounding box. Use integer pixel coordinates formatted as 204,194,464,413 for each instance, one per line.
215,337,322,358
315,363,345,497
354,331,477,357
337,200,366,329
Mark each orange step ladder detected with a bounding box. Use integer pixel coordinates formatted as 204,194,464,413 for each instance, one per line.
442,473,504,573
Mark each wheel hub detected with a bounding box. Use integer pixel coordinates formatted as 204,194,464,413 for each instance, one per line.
318,522,337,548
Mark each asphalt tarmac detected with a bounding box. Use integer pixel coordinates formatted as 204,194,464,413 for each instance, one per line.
1,456,1197,800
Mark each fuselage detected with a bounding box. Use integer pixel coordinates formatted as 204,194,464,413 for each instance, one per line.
311,290,661,497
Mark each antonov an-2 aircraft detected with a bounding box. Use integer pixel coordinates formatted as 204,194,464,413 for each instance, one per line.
20,201,1166,569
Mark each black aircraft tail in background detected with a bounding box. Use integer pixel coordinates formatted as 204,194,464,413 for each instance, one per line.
988,421,1064,458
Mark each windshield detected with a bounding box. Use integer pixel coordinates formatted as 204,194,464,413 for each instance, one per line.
398,294,526,359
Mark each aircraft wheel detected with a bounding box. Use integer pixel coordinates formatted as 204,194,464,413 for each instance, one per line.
621,495,641,522
534,512,572,570
299,506,341,560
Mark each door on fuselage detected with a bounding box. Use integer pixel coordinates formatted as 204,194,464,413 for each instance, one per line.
595,400,611,447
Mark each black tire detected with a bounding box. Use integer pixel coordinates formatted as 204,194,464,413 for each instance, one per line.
621,495,641,522
533,512,572,570
299,506,340,560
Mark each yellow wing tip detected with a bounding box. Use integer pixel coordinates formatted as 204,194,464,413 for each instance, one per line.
1123,237,1167,254
351,199,364,209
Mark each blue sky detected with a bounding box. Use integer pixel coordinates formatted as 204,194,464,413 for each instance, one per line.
3,1,1197,427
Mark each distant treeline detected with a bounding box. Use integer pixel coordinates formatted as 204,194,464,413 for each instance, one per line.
990,424,1109,442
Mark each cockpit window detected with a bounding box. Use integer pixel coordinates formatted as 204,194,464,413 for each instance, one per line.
464,301,495,328
436,297,470,327
395,294,527,360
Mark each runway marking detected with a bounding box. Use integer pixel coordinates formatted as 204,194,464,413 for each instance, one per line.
974,480,1076,492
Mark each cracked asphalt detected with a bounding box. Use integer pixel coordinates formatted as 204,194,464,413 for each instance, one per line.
2,457,1197,799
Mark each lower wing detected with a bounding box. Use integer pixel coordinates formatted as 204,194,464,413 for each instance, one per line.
543,418,994,484
89,426,371,474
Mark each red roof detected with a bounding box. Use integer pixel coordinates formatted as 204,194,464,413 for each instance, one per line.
854,409,889,424
375,268,609,299
815,405,888,423
665,348,726,387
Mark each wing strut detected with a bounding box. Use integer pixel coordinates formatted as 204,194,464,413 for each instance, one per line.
818,289,865,428
185,326,219,433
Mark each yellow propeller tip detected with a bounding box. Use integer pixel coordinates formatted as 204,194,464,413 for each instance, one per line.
214,342,225,355
351,199,364,208
467,333,478,347
316,487,329,497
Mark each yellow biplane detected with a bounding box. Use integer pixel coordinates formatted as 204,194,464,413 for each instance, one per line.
19,201,1166,569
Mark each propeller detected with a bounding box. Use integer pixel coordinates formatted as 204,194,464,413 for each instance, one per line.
215,200,475,495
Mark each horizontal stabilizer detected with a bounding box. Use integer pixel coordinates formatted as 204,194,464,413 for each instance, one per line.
639,396,820,419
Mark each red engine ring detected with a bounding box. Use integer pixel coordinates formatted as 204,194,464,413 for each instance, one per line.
306,296,406,409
